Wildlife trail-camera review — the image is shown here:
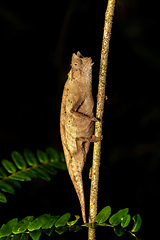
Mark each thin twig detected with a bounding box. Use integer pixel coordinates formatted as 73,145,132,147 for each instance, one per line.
88,0,116,238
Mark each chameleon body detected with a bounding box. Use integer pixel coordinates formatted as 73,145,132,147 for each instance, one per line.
60,52,100,223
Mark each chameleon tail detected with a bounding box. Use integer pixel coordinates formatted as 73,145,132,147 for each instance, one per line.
68,162,86,223
76,181,86,223
63,146,87,223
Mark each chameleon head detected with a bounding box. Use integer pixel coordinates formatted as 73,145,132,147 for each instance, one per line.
71,52,83,70
71,52,92,86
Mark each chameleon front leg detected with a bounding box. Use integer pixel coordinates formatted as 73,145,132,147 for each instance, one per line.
70,96,97,122
76,135,103,143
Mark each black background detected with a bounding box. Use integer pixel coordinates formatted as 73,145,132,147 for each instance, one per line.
0,0,160,239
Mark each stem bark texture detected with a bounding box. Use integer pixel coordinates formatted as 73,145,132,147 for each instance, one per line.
88,1,116,238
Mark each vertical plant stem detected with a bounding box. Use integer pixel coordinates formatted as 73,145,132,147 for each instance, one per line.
88,0,116,238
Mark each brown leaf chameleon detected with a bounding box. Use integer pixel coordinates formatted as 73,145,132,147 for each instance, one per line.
60,51,102,223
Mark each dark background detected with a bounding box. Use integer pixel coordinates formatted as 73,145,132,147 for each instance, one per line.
0,0,160,239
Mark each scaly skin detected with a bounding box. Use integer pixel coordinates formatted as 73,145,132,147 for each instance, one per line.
60,52,99,223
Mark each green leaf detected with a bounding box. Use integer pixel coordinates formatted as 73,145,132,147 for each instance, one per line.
121,214,131,228
37,150,49,163
50,162,67,170
29,230,42,240
0,218,18,237
67,215,80,226
5,179,22,189
0,181,15,194
60,152,65,162
0,192,7,203
9,172,31,181
11,151,27,169
24,149,38,166
43,228,54,236
13,216,34,234
0,167,7,178
69,225,82,232
26,169,39,178
109,208,129,226
12,234,21,240
39,164,57,175
46,148,59,162
29,168,50,181
20,233,29,240
95,206,111,224
55,226,68,234
0,224,10,237
55,213,71,227
114,226,125,236
28,214,51,231
2,160,16,173
7,218,18,230
131,214,142,232
42,215,59,229
39,214,51,228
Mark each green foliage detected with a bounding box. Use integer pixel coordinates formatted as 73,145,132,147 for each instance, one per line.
95,206,111,223
0,206,142,240
132,214,142,233
54,213,71,227
109,208,129,226
0,148,67,203
95,206,142,239
0,148,142,240
67,215,80,226
0,213,78,240
121,214,131,228
113,226,125,237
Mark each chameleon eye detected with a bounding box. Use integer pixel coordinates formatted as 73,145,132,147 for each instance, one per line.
74,62,79,68
73,58,82,67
